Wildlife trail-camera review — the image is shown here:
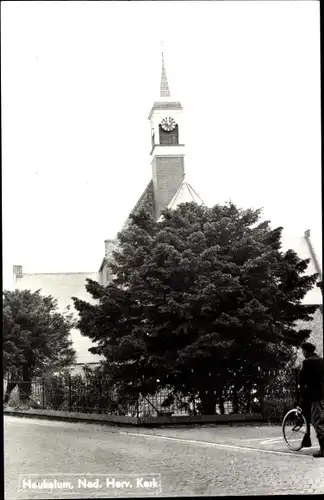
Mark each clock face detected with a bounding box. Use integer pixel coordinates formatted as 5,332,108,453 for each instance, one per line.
160,116,176,132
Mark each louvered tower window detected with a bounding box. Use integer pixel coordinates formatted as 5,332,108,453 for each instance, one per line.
159,125,179,145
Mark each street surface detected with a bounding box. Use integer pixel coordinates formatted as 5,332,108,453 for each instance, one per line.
4,416,324,498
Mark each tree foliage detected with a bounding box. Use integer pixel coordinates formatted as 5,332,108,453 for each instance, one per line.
73,202,318,414
3,289,76,404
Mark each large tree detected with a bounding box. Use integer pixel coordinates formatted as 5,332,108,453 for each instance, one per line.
73,202,318,414
3,289,76,405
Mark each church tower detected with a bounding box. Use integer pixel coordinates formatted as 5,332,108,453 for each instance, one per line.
149,51,185,220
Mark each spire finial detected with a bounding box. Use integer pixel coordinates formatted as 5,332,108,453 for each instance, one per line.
160,41,170,98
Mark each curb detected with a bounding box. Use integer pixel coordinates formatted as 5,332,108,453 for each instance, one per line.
3,409,138,426
4,409,264,427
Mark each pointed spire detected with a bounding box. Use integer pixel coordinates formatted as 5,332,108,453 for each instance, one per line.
160,44,171,98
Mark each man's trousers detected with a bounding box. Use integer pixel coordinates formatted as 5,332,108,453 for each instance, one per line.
311,400,324,439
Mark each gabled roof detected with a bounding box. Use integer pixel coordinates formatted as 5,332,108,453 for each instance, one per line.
99,182,154,272
122,179,154,230
169,180,205,209
157,179,205,221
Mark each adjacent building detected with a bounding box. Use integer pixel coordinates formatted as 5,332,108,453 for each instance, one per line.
12,266,102,367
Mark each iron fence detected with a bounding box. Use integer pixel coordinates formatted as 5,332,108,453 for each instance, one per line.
4,380,236,417
3,366,299,422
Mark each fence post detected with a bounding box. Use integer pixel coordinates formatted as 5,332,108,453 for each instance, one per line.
99,378,103,414
136,393,140,419
69,374,72,412
42,379,45,409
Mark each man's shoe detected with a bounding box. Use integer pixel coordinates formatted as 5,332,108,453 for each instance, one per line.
301,434,312,448
312,449,324,457
313,437,324,458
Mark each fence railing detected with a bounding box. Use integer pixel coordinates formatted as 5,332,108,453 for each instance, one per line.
3,368,299,422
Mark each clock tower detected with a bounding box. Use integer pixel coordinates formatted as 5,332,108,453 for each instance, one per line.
149,51,185,220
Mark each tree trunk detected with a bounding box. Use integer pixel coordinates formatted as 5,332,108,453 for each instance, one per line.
199,389,217,415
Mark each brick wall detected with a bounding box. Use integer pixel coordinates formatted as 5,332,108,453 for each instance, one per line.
152,156,184,219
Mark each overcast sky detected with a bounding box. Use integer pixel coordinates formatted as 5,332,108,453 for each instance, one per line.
2,1,321,290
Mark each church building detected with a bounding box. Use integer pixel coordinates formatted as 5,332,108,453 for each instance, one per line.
12,52,323,367
98,52,203,287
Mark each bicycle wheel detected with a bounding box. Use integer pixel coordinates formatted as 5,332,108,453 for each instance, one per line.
282,408,307,451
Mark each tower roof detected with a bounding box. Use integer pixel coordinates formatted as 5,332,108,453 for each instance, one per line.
160,51,171,98
148,47,181,119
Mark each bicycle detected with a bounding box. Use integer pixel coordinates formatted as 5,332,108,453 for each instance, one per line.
282,405,308,451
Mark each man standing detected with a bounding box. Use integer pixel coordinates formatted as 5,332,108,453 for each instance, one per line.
299,342,324,458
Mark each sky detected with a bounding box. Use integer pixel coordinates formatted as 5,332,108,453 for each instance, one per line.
2,1,322,290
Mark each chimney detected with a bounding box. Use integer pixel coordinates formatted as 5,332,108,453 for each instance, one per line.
104,239,117,259
13,265,23,279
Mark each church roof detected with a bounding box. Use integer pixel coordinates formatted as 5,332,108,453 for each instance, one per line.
122,179,154,230
157,179,205,221
120,177,204,230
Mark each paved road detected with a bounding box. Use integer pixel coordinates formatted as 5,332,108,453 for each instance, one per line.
4,416,324,498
